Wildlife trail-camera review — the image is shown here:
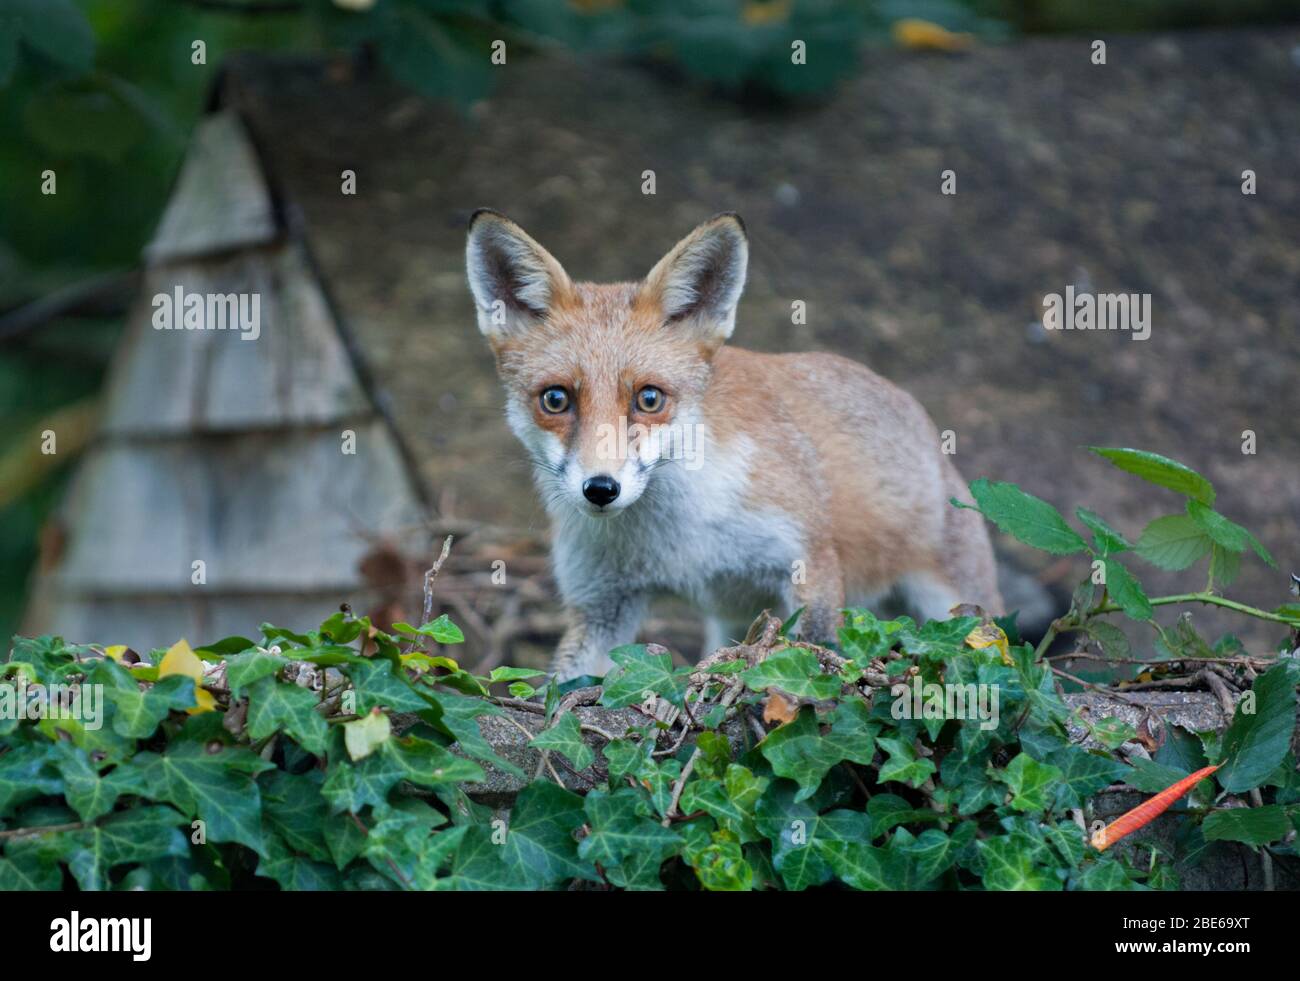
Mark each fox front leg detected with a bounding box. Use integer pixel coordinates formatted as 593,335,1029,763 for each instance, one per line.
549,592,648,682
791,543,846,647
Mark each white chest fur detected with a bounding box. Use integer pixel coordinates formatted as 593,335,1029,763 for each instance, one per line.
548,435,803,613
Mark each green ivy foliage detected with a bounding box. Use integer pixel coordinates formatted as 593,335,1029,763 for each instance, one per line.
1,448,1298,890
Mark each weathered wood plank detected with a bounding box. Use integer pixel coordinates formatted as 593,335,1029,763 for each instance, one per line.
102,244,371,434
42,421,425,594
145,110,278,263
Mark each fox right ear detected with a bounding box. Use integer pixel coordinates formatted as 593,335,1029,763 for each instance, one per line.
641,213,748,345
465,210,572,344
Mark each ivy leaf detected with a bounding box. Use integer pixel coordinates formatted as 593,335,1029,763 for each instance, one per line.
423,690,525,780
740,647,840,700
897,617,981,660
603,737,653,786
53,743,147,823
126,736,275,857
64,806,190,891
1102,558,1153,621
530,712,595,772
1135,514,1214,570
876,737,937,789
754,782,872,890
1075,508,1131,556
392,615,464,645
894,827,965,883
502,780,599,888
0,740,62,816
342,709,391,762
256,835,342,891
838,615,895,669
7,635,88,683
223,648,288,698
94,660,197,739
1046,745,1127,809
1089,447,1215,505
360,801,456,889
319,612,369,645
977,835,1063,891
759,702,879,802
1202,806,1293,846
680,765,770,844
321,735,483,813
245,676,329,755
1217,663,1298,792
962,480,1088,555
1043,821,1088,868
814,839,904,890
0,849,61,890
598,645,690,708
487,666,546,684
685,830,753,891
578,789,683,875
1072,857,1145,891
1090,716,1139,750
261,769,332,864
441,825,529,891
997,753,1062,813
323,813,369,871
345,658,434,715
192,636,258,658
603,848,673,891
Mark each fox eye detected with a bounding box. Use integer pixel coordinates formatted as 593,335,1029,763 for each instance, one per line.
635,386,665,414
539,387,570,414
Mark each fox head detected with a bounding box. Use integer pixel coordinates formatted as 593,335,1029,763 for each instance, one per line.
465,210,748,516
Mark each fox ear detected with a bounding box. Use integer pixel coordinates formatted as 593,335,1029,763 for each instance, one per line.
642,213,748,343
466,210,572,343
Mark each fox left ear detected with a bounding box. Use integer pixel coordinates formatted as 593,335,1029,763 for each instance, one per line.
641,213,748,343
465,209,573,346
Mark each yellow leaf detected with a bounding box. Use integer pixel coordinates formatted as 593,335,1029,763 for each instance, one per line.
891,18,974,52
965,621,1011,665
344,709,392,761
158,639,202,680
103,645,128,662
400,652,460,675
158,639,216,714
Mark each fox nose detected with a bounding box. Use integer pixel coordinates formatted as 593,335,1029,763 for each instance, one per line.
582,474,620,507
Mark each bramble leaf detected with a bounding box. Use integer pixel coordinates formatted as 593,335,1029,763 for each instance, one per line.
1217,664,1297,793
962,480,1088,555
1089,447,1215,505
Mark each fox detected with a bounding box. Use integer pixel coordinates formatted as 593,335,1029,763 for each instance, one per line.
465,210,1003,680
